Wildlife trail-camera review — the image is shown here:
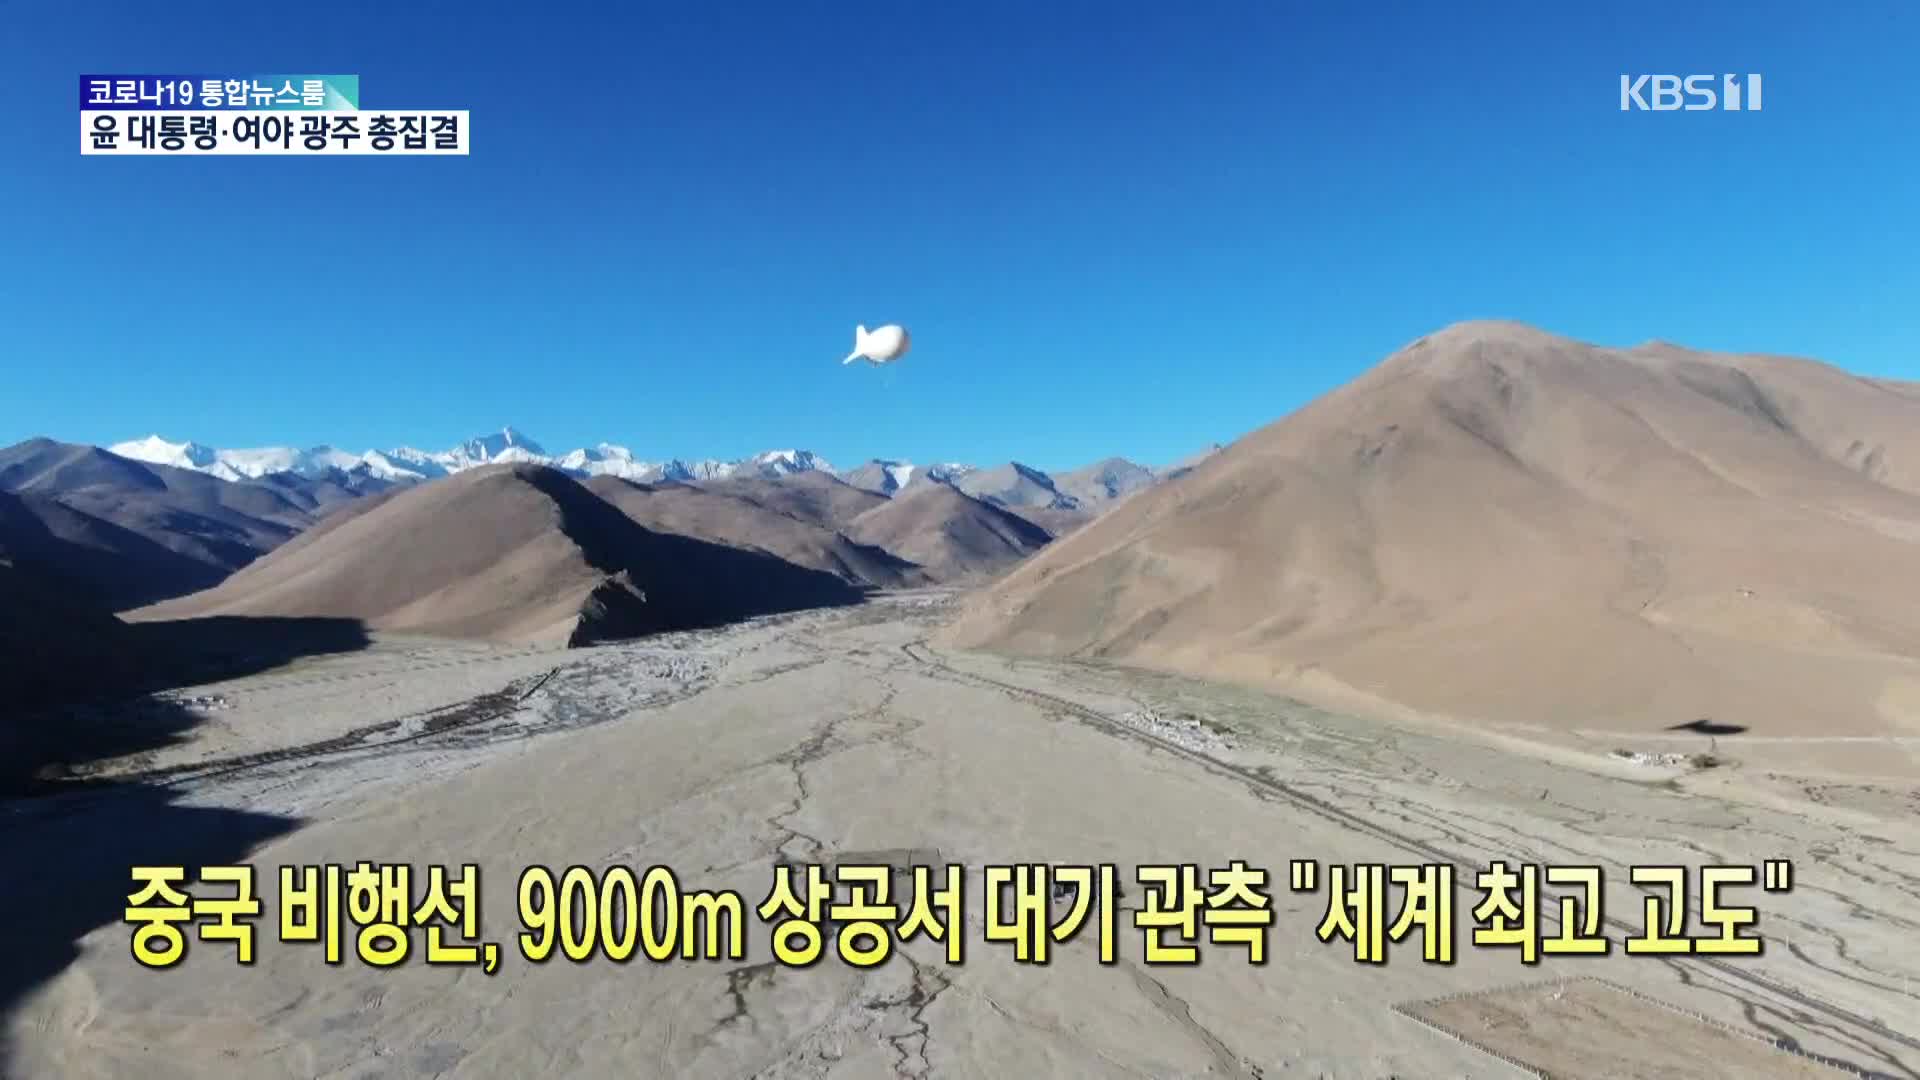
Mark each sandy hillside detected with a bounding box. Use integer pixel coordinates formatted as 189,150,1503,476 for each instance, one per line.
1012,504,1099,539
583,475,928,588
847,481,1052,581
1156,442,1225,481
134,464,862,646
945,321,1920,752
0,438,319,536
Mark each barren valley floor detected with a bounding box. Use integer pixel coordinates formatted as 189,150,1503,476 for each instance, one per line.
4,592,1918,1079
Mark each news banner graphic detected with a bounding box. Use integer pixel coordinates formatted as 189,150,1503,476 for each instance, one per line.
80,75,468,155
124,856,1797,972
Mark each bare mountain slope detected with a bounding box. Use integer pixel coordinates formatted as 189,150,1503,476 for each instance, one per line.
1157,443,1224,481
0,491,228,610
945,321,1920,746
847,483,1051,581
1012,504,1099,539
1635,342,1920,498
136,464,863,646
0,438,313,529
1052,456,1157,507
583,476,927,589
953,463,1077,510
0,438,340,601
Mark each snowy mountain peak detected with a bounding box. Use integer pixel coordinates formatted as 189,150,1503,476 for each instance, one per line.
452,426,547,465
362,447,447,481
105,431,1012,500
749,449,836,475
681,458,741,481
111,435,218,469
555,443,664,481
835,458,984,496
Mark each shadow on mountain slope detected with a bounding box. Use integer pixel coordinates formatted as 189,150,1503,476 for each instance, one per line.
2,609,372,794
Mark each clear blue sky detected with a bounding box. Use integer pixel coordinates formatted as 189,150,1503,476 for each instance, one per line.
4,2,1916,472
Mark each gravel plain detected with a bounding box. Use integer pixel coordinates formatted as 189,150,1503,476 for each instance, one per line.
4,591,1916,1079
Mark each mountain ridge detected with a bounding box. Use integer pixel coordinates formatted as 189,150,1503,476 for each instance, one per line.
0,437,356,610
944,320,1920,748
104,429,1205,514
135,463,866,646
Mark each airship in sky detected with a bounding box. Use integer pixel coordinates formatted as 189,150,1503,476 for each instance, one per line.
841,324,912,366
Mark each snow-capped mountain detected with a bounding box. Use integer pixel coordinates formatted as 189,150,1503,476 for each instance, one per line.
752,449,836,476
679,458,740,482
108,428,851,489
356,448,447,482
109,427,553,483
107,435,238,480
441,427,547,470
216,444,367,479
554,444,665,481
105,427,1189,511
838,459,978,496
108,435,374,483
341,428,552,480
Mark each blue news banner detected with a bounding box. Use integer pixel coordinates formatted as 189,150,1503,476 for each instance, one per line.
78,74,468,156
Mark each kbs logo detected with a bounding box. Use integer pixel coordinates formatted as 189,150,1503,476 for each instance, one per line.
1620,74,1763,112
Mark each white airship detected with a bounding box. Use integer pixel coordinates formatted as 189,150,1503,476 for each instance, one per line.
841,324,912,366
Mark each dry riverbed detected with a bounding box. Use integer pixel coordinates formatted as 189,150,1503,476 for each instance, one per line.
4,592,1917,1078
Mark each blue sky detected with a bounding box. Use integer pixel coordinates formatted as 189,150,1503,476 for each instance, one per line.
3,2,1916,472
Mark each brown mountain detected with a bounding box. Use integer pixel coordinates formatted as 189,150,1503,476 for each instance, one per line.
837,460,910,497
1009,505,1099,540
135,464,862,646
1050,457,1159,508
847,482,1052,582
701,470,890,530
583,475,928,589
0,438,346,607
945,321,1920,742
0,490,229,610
952,462,1077,510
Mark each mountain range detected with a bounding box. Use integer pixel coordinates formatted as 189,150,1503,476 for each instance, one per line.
135,463,869,647
0,438,358,610
3,425,1201,630
12,318,1920,758
107,430,1207,511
